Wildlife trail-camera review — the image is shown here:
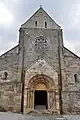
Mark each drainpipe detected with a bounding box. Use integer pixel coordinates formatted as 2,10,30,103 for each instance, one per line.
58,30,63,115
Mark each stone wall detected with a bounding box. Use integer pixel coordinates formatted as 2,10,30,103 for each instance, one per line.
0,45,19,82
63,47,80,91
62,91,80,114
0,45,22,112
62,47,80,114
0,82,22,112
18,28,63,71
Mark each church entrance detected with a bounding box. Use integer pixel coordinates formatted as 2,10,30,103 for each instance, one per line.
34,90,47,110
24,74,58,113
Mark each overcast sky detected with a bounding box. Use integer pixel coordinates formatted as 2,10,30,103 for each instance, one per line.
0,0,80,56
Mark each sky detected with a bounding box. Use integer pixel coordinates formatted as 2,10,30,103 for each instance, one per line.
0,0,80,56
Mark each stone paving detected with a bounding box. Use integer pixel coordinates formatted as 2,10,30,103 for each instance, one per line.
0,112,80,120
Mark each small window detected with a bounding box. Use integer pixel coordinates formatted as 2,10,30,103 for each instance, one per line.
4,72,8,80
45,21,47,28
35,21,37,27
74,74,78,82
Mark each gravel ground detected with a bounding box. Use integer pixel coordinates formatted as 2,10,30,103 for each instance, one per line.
0,112,80,120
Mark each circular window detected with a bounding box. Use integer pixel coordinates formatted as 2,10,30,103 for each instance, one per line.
35,36,48,51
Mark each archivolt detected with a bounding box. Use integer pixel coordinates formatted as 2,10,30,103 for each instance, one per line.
27,74,54,89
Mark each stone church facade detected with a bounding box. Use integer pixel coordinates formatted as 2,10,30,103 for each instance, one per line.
0,7,80,115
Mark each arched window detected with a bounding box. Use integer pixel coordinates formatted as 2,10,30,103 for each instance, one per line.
45,21,47,28
4,72,8,80
35,21,37,27
74,74,78,82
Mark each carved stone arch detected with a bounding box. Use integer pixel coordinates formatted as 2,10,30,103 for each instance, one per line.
27,74,54,90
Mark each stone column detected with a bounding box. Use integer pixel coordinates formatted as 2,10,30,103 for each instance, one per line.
55,89,60,114
53,91,56,112
26,88,29,109
29,89,34,109
26,88,34,110
47,89,56,112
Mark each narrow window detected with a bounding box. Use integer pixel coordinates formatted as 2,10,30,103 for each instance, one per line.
74,74,78,82
45,21,47,28
35,21,37,27
4,72,8,80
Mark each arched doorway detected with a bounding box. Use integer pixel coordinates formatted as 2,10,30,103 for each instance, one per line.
25,74,56,112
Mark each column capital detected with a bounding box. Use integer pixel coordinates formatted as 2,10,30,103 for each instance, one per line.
26,87,35,91
47,89,54,92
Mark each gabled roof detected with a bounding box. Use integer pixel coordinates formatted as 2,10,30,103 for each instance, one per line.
0,45,19,58
21,7,61,28
64,47,80,59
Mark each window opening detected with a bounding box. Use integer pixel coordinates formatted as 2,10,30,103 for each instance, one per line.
4,72,8,80
45,21,47,28
74,74,78,82
35,21,37,27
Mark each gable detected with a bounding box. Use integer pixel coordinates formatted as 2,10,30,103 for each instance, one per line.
25,58,58,86
21,7,61,29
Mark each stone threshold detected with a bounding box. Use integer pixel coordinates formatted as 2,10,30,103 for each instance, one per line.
26,109,59,115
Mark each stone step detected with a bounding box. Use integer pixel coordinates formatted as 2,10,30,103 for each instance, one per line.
26,109,58,115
